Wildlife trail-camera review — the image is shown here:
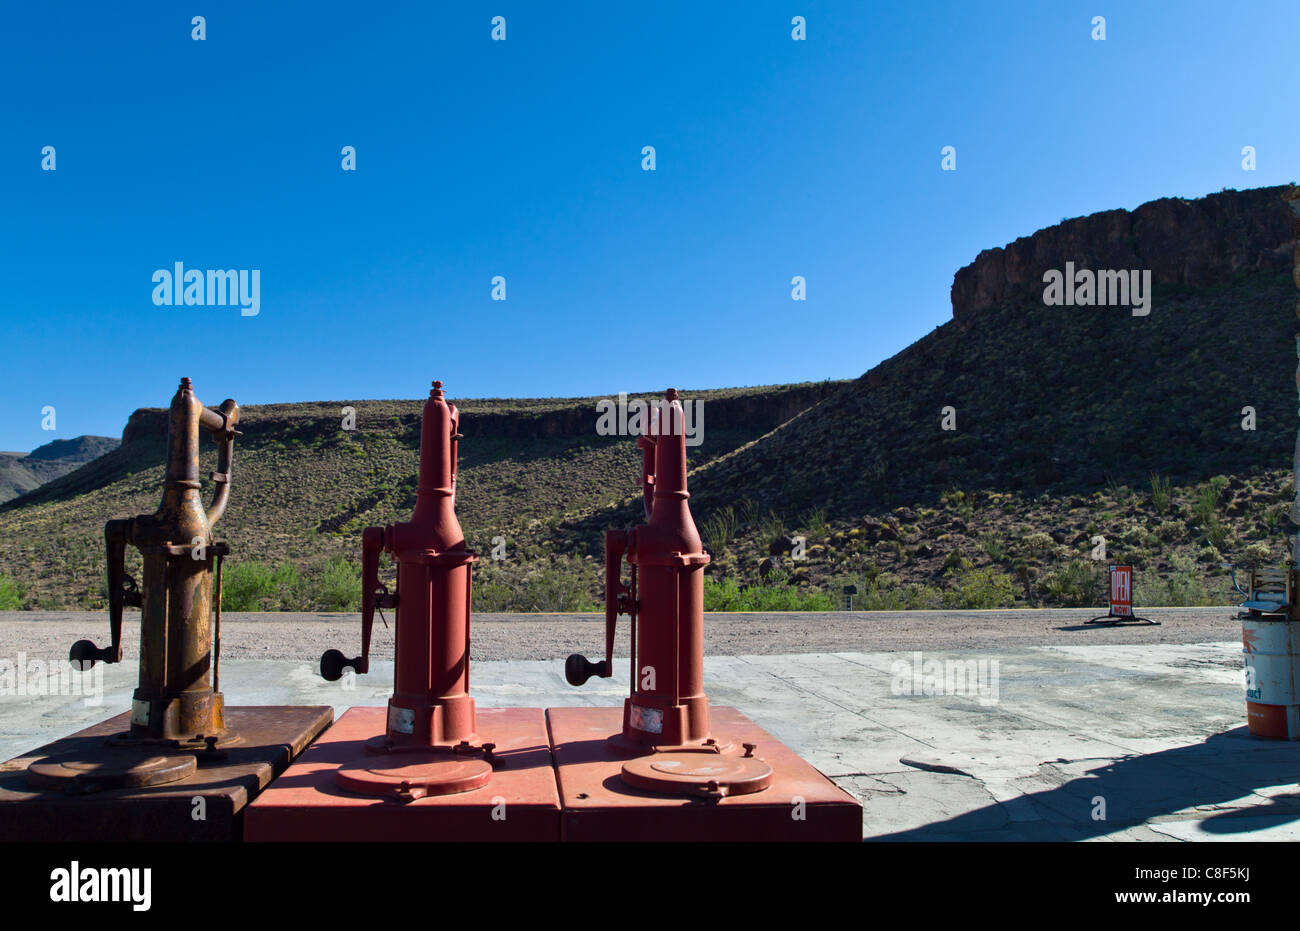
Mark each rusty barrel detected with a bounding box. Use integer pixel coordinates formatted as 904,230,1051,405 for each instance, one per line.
1242,613,1300,739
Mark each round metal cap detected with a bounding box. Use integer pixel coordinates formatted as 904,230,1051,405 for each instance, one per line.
621,752,773,799
26,750,198,792
335,753,491,800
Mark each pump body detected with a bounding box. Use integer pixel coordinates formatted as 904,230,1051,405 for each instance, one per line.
26,378,241,792
568,391,713,747
565,390,771,798
320,381,489,797
71,378,239,742
572,392,715,749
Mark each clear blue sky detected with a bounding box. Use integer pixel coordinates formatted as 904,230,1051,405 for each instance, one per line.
1,1,1296,451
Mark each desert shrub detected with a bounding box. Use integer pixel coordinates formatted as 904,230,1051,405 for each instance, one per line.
473,577,515,612
1040,559,1105,607
941,550,972,575
1155,556,1214,606
1022,532,1055,562
758,511,786,547
1238,542,1275,571
313,557,361,611
979,534,1006,562
1155,520,1184,542
0,571,25,609
701,506,738,552
736,498,761,529
1193,485,1219,526
472,558,599,612
941,566,1018,609
802,506,829,541
828,570,940,610
221,561,280,611
218,559,358,611
1149,472,1172,515
266,561,306,609
703,576,835,612
940,488,974,522
1197,545,1223,564
523,562,598,612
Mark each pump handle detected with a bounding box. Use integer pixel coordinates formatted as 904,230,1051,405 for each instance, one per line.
565,529,632,687
320,525,388,681
73,518,139,669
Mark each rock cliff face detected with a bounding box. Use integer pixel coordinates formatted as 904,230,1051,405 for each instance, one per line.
951,185,1295,319
120,383,838,445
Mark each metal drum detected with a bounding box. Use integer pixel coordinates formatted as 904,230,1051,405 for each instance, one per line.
1242,614,1300,739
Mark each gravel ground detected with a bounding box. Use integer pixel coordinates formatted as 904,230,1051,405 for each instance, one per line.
0,606,1243,663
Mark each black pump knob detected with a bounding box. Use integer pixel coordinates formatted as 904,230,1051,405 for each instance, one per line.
69,640,113,670
565,654,610,687
320,649,364,682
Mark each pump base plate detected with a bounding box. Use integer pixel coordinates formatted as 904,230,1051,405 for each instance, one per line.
548,705,862,841
0,706,333,841
621,752,772,799
25,749,198,791
245,706,561,842
335,753,492,799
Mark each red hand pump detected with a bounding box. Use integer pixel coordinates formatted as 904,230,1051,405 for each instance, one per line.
566,389,772,797
320,380,491,798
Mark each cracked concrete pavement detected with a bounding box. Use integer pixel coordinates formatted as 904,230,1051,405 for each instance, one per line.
2,608,1294,840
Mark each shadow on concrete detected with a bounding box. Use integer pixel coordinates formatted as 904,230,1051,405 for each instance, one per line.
869,726,1300,841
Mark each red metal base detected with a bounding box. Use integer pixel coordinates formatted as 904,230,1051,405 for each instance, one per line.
548,705,862,841
244,706,560,841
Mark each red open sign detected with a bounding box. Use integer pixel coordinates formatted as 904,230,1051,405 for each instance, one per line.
1109,565,1133,616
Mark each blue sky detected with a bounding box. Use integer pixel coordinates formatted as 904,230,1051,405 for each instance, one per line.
0,1,1296,451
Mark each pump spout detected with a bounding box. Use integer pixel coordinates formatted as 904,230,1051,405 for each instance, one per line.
203,399,240,527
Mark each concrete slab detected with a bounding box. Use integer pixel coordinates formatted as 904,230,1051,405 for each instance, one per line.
2,638,1294,841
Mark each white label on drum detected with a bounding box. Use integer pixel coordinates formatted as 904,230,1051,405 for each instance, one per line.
131,699,150,726
629,704,663,734
388,705,415,734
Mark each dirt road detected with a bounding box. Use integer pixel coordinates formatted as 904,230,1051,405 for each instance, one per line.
0,606,1242,662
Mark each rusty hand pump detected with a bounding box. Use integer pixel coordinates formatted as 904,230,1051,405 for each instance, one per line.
70,377,239,742
321,380,484,755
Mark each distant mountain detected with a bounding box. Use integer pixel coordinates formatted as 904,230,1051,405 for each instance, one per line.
0,436,120,504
